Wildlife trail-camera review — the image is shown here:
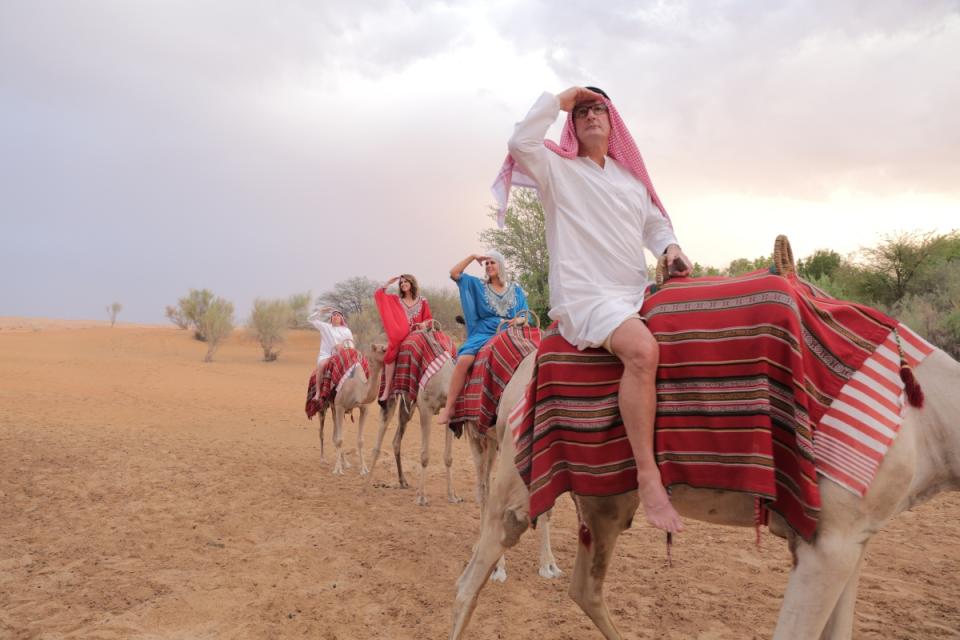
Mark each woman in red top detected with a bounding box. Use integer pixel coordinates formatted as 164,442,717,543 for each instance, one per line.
375,273,433,401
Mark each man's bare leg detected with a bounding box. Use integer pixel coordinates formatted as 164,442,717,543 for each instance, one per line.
380,361,396,401
608,317,683,533
437,355,475,424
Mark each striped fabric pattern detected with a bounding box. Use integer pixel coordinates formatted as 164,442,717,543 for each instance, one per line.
512,270,929,539
304,346,370,419
815,326,933,495
451,326,541,433
390,329,456,406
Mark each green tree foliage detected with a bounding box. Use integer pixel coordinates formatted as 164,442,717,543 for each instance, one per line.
106,302,122,327
248,299,292,361
286,292,312,329
478,188,550,325
797,249,842,281
166,289,215,341
200,297,234,362
724,255,772,277
316,277,379,317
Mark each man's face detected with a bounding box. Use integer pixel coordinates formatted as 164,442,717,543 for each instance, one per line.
573,100,611,148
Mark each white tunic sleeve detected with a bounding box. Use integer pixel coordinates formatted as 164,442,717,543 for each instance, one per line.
643,203,679,257
507,92,562,188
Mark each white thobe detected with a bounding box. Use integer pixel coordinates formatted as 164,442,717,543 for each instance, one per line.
508,92,679,349
308,311,354,365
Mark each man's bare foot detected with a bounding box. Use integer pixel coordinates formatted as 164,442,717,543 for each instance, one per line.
637,472,683,533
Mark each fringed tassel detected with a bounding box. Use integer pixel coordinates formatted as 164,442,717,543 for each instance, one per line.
753,497,767,547
895,329,925,408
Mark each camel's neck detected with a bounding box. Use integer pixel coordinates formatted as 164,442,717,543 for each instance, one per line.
359,357,385,405
907,349,960,506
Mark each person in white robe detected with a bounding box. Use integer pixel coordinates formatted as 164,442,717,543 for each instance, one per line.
502,86,692,534
308,306,354,400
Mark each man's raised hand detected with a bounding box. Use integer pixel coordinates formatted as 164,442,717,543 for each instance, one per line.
557,87,605,112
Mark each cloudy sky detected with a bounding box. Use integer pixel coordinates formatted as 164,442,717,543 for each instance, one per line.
2,0,958,323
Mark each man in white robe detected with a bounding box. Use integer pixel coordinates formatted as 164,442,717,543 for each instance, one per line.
503,86,691,533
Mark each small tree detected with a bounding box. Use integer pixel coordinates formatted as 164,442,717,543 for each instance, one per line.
316,277,380,316
199,297,234,362
420,286,466,342
106,302,122,327
248,299,292,361
287,291,312,329
479,188,550,323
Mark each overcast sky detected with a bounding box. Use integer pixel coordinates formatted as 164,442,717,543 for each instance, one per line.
2,0,958,323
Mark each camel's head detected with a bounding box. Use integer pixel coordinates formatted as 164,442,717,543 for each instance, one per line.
367,343,388,363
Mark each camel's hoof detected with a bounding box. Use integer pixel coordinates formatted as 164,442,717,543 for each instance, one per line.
332,467,345,476
359,467,370,477
489,567,507,583
448,494,464,504
415,494,429,506
539,563,563,579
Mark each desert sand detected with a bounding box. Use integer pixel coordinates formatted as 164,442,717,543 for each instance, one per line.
1,318,958,639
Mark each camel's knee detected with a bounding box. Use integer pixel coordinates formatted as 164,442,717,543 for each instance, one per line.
501,508,529,548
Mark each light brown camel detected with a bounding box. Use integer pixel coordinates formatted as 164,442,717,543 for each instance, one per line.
465,421,560,583
367,355,462,505
315,343,386,476
451,347,960,639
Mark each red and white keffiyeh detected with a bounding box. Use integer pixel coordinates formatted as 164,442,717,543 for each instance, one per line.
491,94,671,229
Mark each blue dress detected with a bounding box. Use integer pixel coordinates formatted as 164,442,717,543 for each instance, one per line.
456,273,529,356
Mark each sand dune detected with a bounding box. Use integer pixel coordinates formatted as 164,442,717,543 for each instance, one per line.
1,319,958,639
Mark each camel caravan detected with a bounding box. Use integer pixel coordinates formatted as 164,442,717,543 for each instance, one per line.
302,84,960,638
302,235,960,640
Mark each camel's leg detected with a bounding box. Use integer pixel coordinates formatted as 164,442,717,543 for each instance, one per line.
368,399,397,483
331,409,345,476
317,405,327,464
450,423,531,639
444,424,462,504
357,405,369,476
467,425,489,507
537,508,562,579
819,546,867,640
415,405,432,506
772,534,868,640
393,404,411,489
567,492,640,640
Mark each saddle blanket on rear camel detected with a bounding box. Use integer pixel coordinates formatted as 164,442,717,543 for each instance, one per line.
450,326,542,434
304,346,370,419
512,269,934,539
387,329,457,406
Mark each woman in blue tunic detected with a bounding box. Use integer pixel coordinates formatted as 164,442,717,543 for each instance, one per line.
437,250,528,424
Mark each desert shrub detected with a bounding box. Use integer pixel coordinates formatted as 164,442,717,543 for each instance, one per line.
287,292,312,329
248,299,292,361
165,289,215,340
420,286,466,343
165,305,189,329
199,297,234,362
106,302,122,327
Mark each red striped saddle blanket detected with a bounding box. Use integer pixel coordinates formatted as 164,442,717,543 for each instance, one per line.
390,329,457,406
511,270,933,539
451,326,542,434
304,346,370,419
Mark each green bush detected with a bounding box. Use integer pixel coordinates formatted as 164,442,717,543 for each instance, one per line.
200,297,235,362
248,299,292,361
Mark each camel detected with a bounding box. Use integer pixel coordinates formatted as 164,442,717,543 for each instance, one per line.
315,342,387,476
465,421,561,583
450,346,960,639
367,346,462,506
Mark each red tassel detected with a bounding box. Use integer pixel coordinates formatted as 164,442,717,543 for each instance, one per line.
900,365,925,408
578,523,592,550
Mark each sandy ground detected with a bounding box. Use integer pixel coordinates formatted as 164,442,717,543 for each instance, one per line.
1,318,958,639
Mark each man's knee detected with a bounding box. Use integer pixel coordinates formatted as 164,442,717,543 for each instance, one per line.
613,323,658,374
